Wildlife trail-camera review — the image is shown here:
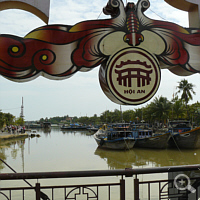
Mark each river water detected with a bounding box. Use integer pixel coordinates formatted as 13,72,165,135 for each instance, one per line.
0,128,200,199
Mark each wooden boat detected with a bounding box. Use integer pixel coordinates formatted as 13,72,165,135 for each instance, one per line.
167,120,200,149
87,125,100,132
42,122,51,129
60,123,89,131
93,124,135,150
29,123,42,128
132,124,170,149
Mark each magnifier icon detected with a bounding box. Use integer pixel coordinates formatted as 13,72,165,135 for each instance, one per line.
174,174,196,193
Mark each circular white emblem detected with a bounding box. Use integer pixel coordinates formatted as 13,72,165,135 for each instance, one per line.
105,47,160,105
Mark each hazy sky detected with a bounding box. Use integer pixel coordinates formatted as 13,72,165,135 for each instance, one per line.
0,0,199,121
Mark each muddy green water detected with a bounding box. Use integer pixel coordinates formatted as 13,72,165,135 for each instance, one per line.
0,128,199,200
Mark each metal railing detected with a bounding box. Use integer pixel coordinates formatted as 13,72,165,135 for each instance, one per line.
0,164,200,200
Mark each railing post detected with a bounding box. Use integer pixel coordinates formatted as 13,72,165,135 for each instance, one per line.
120,178,125,200
35,183,41,200
134,176,139,200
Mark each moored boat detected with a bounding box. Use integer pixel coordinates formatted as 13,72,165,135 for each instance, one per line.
42,122,51,129
167,120,200,149
60,123,89,131
87,125,100,133
93,123,135,150
132,124,170,149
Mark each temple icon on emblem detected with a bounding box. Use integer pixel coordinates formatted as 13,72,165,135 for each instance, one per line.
115,60,153,88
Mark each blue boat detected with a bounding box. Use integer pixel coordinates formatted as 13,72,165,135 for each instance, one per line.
94,123,135,150
61,123,89,130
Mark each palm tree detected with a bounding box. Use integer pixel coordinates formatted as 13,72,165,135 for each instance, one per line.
149,96,172,126
172,99,186,119
176,79,196,119
134,108,143,123
123,110,135,123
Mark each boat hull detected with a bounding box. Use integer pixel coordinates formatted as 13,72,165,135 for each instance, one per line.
168,127,200,149
134,133,170,149
61,126,88,131
94,134,135,150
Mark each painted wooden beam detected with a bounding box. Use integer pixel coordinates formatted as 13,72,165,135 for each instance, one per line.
165,0,200,28
0,0,50,24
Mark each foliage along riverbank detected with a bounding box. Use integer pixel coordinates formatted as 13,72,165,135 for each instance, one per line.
1,79,200,128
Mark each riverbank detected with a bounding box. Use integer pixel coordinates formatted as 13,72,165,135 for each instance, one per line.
0,131,29,141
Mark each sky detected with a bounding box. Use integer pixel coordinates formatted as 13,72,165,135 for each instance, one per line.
0,0,199,121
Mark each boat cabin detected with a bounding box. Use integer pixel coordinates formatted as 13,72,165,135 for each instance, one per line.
131,129,153,139
137,129,153,138
168,120,191,133
131,123,153,139
42,122,51,129
107,123,133,140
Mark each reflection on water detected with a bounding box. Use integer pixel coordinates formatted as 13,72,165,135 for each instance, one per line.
0,128,200,173
95,147,200,169
0,137,26,171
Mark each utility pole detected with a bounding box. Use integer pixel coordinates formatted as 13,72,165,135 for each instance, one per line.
120,105,123,123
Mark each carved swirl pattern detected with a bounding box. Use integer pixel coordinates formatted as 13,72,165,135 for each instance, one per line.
109,0,120,8
33,49,56,71
141,0,150,9
7,38,26,58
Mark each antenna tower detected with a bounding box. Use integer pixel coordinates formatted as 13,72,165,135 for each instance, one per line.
20,97,24,119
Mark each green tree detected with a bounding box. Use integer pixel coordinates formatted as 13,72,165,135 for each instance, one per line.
4,113,15,126
0,111,4,128
176,79,196,119
149,96,172,126
123,110,135,122
72,116,78,123
112,109,122,123
189,102,200,126
78,116,90,124
90,114,101,125
15,117,25,126
100,110,110,123
134,108,143,123
171,99,186,120
142,105,154,124
39,118,45,123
